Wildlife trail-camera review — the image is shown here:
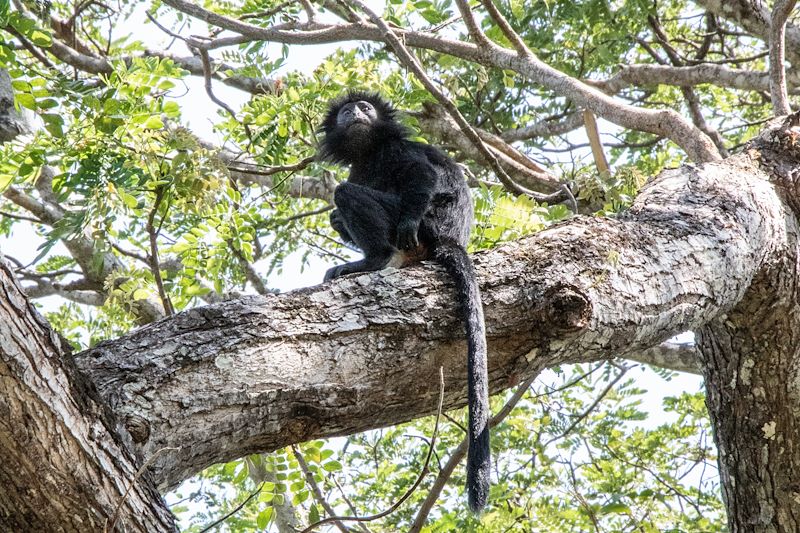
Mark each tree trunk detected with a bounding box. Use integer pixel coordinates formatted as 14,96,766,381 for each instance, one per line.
0,259,176,532
696,121,800,531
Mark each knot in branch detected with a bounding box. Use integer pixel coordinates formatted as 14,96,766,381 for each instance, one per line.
541,284,591,332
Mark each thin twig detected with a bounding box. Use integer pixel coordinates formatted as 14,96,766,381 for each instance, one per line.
299,367,446,533
292,445,349,533
0,209,43,224
227,156,315,177
542,364,629,447
196,47,255,143
104,446,180,533
146,186,174,316
409,372,540,532
197,482,266,533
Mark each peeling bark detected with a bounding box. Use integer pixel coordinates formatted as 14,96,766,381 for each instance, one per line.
697,119,800,531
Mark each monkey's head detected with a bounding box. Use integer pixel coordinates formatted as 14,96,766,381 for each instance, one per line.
319,91,409,163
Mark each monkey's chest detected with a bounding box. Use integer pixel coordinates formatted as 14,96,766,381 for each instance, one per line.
347,172,399,194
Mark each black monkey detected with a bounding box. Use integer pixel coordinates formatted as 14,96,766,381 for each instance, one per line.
319,91,490,512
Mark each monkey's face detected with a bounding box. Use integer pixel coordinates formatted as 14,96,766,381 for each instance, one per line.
336,101,378,131
319,92,408,163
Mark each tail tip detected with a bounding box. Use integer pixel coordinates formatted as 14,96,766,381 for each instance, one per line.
467,474,490,514
467,487,488,514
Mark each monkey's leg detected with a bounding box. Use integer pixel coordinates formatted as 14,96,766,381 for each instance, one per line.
324,183,403,281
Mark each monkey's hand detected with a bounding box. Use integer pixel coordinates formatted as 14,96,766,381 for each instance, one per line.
330,209,353,243
397,217,420,251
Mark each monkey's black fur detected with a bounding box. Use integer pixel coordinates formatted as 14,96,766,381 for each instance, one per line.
320,91,491,512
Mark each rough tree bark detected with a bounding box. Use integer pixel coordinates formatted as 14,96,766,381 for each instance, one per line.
0,259,177,531
2,115,800,530
697,121,800,530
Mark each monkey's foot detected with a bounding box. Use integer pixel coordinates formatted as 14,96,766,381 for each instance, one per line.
324,264,352,282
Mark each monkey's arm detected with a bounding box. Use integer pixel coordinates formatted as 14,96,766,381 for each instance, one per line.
395,159,436,250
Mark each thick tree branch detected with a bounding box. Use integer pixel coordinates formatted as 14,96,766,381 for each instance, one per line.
70,121,794,491
624,341,700,375
22,279,106,305
595,63,800,95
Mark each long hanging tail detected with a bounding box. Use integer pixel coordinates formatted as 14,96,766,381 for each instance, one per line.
434,240,490,513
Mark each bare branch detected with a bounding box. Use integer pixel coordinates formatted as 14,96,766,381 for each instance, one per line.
582,110,610,176
478,0,530,56
624,341,701,375
160,0,722,163
770,0,798,115
453,0,488,46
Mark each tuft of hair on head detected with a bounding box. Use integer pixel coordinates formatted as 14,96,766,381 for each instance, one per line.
318,91,409,163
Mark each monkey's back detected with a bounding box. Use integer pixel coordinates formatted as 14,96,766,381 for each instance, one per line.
417,144,473,249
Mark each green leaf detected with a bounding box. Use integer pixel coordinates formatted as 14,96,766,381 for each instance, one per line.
0,172,13,193
323,460,342,472
41,113,64,138
118,190,139,209
29,30,52,47
132,289,150,301
163,100,180,117
256,507,273,529
308,504,320,524
15,93,36,110
600,502,631,514
291,490,309,505
144,115,164,129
